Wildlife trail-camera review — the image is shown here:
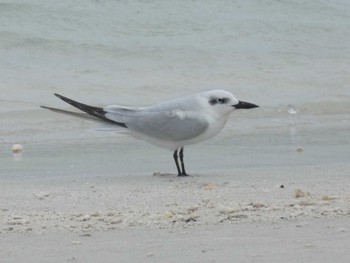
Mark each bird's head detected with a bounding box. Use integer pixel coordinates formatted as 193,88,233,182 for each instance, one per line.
200,90,259,116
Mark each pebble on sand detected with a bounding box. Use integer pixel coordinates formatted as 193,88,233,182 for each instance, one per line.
296,147,304,153
251,202,265,208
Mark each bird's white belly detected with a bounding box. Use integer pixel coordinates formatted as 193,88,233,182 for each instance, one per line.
131,117,227,151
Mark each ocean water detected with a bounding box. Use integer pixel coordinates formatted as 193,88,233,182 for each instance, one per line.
1,0,350,177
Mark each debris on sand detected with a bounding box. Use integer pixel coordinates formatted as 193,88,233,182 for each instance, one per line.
295,189,310,198
33,192,51,200
321,195,337,201
203,183,216,190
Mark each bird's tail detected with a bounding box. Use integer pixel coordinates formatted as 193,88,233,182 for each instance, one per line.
41,93,127,128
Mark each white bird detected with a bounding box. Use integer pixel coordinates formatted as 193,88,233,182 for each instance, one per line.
41,90,258,176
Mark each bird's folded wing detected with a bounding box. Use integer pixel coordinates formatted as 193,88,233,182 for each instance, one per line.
105,108,208,141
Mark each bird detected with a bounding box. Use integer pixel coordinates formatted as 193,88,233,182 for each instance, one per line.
41,90,259,176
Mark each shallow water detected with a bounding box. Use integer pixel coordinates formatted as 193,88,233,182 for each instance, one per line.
1,0,350,179
1,0,350,106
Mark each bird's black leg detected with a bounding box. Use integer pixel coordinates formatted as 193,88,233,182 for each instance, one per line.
179,147,188,176
173,149,182,176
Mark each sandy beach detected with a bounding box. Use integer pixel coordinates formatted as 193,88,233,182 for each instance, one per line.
1,0,350,262
1,162,350,262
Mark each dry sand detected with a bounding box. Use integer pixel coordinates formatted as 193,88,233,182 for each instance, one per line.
2,219,350,263
1,164,350,262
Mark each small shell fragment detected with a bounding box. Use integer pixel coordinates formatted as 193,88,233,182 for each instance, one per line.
12,144,23,154
163,211,175,219
295,189,310,198
321,195,336,201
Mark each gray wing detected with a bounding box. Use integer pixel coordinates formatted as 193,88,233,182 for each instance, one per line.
43,94,208,141
105,108,208,141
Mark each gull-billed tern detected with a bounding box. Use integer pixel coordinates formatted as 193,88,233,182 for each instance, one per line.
41,90,258,176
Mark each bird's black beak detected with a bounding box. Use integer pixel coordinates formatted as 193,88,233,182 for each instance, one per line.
233,101,259,109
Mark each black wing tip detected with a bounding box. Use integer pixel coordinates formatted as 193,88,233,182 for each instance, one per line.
50,93,128,128
41,105,58,111
40,105,61,112
54,93,67,100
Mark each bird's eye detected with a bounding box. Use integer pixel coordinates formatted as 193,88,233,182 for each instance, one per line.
217,98,228,104
209,97,229,105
